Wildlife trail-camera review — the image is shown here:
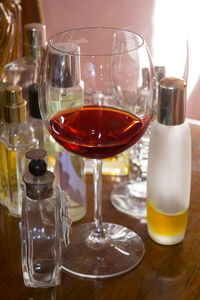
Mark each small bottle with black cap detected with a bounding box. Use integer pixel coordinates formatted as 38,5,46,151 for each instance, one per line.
146,77,191,245
21,148,71,288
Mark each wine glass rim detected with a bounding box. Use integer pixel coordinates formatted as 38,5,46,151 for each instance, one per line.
49,26,145,57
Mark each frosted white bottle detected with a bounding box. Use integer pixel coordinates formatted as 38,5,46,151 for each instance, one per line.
147,77,191,245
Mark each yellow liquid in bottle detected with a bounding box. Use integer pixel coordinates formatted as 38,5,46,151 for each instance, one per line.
7,149,19,214
147,200,188,244
7,147,31,217
0,141,9,204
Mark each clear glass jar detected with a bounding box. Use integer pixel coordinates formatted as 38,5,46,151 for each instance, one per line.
21,188,62,288
21,149,71,288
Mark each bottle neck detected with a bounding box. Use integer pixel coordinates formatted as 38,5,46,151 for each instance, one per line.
24,45,45,62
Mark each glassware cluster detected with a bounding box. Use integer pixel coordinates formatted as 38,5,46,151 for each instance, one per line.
0,21,86,222
39,27,154,278
0,17,192,285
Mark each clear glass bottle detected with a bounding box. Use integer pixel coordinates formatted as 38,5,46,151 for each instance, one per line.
43,44,87,222
147,77,191,245
22,149,71,288
0,82,11,207
2,22,46,102
0,0,22,80
2,85,38,217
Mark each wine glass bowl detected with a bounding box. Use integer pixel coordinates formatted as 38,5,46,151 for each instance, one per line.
39,27,154,278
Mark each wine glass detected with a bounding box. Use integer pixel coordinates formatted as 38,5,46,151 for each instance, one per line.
39,27,154,278
111,24,189,219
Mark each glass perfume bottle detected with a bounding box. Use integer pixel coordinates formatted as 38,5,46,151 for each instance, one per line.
22,149,71,288
43,43,83,162
2,85,38,217
0,82,11,207
147,77,191,245
0,0,22,80
2,22,46,102
43,43,86,222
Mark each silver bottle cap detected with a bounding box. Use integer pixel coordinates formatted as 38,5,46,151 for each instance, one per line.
23,149,55,200
48,42,81,88
157,77,186,125
24,23,47,60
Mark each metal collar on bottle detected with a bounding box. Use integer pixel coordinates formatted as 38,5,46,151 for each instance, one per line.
4,85,26,123
23,149,55,200
24,23,47,60
48,43,81,88
157,77,186,125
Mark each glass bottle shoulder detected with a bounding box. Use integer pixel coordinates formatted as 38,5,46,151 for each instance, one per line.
1,121,38,147
151,119,191,137
23,189,60,216
3,57,38,73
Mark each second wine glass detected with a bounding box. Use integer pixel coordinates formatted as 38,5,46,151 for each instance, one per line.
111,24,189,219
39,27,154,278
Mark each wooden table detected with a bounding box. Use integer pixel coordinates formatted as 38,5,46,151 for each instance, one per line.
1,120,200,300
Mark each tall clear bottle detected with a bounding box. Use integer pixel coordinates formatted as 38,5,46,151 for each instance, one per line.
43,45,86,222
2,22,46,102
2,85,38,217
22,149,71,288
0,0,22,79
147,77,191,245
0,82,11,207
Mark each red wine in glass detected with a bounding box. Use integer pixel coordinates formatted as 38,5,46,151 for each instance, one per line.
49,105,151,159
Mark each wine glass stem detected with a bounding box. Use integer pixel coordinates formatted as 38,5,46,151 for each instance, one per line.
93,159,103,234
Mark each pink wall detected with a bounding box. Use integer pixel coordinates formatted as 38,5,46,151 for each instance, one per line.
41,0,200,121
41,0,155,40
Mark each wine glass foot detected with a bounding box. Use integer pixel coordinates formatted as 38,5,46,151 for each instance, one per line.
61,222,144,279
110,180,147,219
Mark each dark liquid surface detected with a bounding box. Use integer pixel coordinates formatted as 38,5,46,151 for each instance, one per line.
49,105,151,159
